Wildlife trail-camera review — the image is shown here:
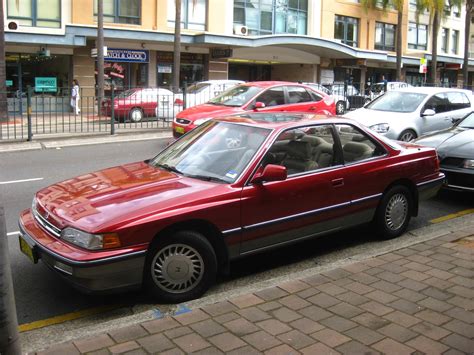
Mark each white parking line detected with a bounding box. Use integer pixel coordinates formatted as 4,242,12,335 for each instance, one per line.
0,177,44,185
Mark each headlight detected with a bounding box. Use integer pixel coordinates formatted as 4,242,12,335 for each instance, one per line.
61,227,121,250
194,118,211,126
369,123,390,134
463,159,474,169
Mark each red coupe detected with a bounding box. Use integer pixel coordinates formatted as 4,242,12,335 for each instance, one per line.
19,113,444,302
173,81,336,138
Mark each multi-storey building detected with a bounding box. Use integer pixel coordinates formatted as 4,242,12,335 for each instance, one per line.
4,0,473,98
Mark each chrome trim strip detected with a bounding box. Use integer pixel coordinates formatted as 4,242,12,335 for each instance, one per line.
416,175,445,187
32,207,61,237
244,201,351,231
222,227,242,235
19,222,147,267
351,193,382,204
445,183,474,191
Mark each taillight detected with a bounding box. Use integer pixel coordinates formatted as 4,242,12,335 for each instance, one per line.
174,98,184,106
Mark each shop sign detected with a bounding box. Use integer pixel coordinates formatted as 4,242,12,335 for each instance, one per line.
158,65,173,73
105,48,149,63
335,59,367,67
211,48,233,59
445,63,461,70
35,77,57,92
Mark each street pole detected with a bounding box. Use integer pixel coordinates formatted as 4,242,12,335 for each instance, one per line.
0,206,21,355
173,0,181,93
0,1,8,123
97,0,105,113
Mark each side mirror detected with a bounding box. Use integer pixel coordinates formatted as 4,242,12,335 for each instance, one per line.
421,109,436,117
254,101,266,110
251,164,287,184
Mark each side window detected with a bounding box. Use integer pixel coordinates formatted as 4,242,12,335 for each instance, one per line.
264,125,336,175
287,86,314,104
446,92,471,111
425,94,449,113
256,87,286,107
335,124,386,163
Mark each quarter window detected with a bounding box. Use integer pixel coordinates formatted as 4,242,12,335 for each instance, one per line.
408,22,428,50
335,124,385,164
287,86,314,104
167,0,206,30
94,0,140,25
335,15,359,47
7,0,61,28
375,22,396,52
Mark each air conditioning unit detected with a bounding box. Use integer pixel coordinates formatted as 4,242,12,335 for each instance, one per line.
233,25,249,36
6,20,19,31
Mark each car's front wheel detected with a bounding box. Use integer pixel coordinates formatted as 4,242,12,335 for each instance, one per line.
145,231,217,303
375,185,412,239
129,108,144,123
336,101,346,114
398,129,417,142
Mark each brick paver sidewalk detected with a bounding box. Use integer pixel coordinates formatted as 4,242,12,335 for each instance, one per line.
36,228,474,355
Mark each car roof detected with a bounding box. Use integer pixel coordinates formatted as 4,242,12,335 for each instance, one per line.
193,80,245,84
240,81,301,88
397,86,472,94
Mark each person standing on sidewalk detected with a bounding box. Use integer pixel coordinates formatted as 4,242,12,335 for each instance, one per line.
70,79,81,115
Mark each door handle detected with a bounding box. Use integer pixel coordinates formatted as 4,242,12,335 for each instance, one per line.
331,178,344,187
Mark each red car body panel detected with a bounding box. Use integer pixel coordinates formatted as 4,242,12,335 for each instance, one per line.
18,115,443,294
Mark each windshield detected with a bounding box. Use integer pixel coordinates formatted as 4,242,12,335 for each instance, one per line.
458,112,474,128
149,121,270,183
208,85,262,107
365,91,427,113
117,89,137,98
186,83,210,94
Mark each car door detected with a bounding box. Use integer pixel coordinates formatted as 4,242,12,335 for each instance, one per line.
239,124,352,254
251,86,287,112
141,89,158,116
420,93,454,135
281,86,326,113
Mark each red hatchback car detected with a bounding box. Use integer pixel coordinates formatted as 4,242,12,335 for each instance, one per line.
19,113,444,303
173,81,336,138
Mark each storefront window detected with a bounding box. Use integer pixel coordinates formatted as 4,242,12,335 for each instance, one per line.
7,0,61,28
94,0,140,25
167,0,206,30
234,0,307,35
157,52,205,90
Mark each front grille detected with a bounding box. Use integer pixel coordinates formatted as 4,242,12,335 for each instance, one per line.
176,118,191,125
440,157,464,168
32,204,61,238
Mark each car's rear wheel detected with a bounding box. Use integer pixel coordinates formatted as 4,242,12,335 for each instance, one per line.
375,185,412,239
336,101,346,114
129,108,144,123
145,231,217,303
398,129,417,142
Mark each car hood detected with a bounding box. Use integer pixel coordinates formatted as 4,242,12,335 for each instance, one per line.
34,161,227,232
414,127,474,159
177,103,244,120
344,108,411,126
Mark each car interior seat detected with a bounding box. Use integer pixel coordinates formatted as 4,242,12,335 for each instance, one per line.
343,141,373,162
281,140,318,174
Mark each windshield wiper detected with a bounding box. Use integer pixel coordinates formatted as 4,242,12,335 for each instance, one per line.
186,174,228,183
156,164,182,174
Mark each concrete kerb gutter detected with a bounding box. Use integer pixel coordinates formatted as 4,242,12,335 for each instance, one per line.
0,130,174,153
19,213,474,354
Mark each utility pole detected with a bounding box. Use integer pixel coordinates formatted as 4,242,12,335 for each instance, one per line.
0,205,21,355
97,0,105,112
173,0,181,93
0,0,8,122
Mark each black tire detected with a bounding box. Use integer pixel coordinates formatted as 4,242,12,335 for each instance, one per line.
336,101,346,114
398,129,417,142
129,108,144,123
144,230,217,303
375,185,412,240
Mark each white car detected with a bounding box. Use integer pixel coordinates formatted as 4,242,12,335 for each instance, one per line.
370,81,412,100
344,87,474,141
181,80,245,108
304,83,350,114
154,88,184,121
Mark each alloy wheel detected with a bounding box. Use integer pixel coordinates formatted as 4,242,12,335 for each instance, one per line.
384,193,408,231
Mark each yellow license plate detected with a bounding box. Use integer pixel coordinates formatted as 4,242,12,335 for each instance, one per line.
175,126,185,134
19,235,38,264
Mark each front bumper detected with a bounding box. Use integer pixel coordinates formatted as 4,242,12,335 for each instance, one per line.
19,210,146,294
441,167,474,192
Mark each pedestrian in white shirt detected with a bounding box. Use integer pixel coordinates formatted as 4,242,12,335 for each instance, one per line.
71,79,81,115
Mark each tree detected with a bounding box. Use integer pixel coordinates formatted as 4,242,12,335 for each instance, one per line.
0,0,7,123
173,0,181,93
415,0,462,85
463,0,473,88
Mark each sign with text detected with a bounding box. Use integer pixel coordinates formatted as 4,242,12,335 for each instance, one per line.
211,48,233,59
35,77,57,92
419,58,428,74
104,48,149,63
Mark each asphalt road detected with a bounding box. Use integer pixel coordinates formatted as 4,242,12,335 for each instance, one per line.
1,139,472,327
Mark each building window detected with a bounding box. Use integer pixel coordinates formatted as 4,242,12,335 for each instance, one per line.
408,22,428,50
409,0,417,10
375,22,396,51
451,30,459,54
233,0,308,36
441,28,448,53
7,0,61,28
94,0,140,25
453,4,461,17
335,15,359,47
168,0,206,30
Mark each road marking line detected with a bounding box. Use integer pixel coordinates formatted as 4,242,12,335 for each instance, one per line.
18,305,121,332
430,208,474,224
0,177,44,185
7,231,19,236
